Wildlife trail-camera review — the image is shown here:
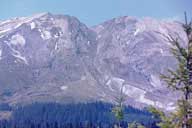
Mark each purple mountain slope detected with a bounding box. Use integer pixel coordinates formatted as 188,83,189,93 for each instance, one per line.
0,13,187,112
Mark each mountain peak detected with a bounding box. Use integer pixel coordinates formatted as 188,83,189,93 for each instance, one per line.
0,13,185,111
28,12,52,19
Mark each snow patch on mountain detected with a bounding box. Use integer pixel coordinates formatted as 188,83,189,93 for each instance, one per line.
30,22,36,30
134,28,140,36
124,84,146,97
135,20,146,34
138,93,155,106
112,77,125,86
10,34,26,46
81,76,86,81
135,18,170,36
60,86,68,91
0,28,11,35
0,19,12,25
123,84,157,106
166,102,176,111
0,49,2,60
150,75,162,88
54,18,69,34
38,29,51,40
12,53,28,65
43,31,52,40
54,42,58,50
0,13,48,36
106,79,115,92
6,43,28,64
160,49,164,54
100,92,107,98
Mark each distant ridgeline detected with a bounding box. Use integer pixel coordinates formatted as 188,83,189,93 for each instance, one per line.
0,102,158,128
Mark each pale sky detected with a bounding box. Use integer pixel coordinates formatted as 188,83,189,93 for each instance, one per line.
0,0,191,26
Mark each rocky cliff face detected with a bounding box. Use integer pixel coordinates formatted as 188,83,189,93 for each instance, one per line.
0,13,187,111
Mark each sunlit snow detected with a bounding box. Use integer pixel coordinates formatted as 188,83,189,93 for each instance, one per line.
30,22,36,30
10,34,26,46
60,86,68,91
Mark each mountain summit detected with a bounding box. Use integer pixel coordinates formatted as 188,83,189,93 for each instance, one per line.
0,13,186,111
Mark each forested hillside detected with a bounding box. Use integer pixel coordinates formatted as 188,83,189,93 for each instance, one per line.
0,102,158,128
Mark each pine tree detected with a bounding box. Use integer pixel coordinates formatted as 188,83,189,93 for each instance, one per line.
112,84,126,128
160,12,192,128
148,106,175,128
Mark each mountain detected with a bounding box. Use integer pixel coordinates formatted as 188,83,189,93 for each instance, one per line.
0,13,187,111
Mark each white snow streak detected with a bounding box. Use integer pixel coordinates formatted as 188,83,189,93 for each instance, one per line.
150,75,161,88
39,29,51,40
134,28,140,36
30,22,36,30
60,86,68,91
12,53,28,64
0,49,2,60
10,34,26,46
6,43,28,64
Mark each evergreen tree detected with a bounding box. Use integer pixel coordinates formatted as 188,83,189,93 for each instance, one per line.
148,106,175,128
158,12,192,128
112,84,126,128
5,102,155,128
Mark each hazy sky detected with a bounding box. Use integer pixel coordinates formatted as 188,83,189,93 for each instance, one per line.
0,0,191,26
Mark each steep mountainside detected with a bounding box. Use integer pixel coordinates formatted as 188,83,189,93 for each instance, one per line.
0,13,187,111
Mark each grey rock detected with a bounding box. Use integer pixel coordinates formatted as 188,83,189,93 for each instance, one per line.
0,13,186,111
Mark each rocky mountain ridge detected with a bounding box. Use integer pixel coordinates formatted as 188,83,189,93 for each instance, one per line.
0,13,186,111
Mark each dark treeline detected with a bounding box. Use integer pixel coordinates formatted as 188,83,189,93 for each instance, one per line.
0,102,158,128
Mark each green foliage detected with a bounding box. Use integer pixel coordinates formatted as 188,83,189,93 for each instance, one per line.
112,84,126,124
148,107,175,128
8,102,155,128
159,13,192,128
160,36,190,91
160,12,192,94
149,102,192,128
112,106,124,121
